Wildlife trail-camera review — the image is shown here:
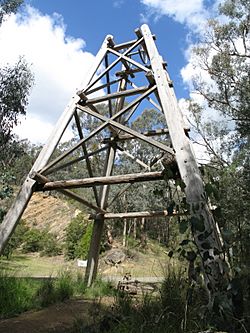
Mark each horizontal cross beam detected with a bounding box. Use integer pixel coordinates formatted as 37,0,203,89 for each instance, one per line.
31,173,106,213
32,171,163,191
77,104,174,155
89,210,186,220
85,86,149,105
102,128,170,143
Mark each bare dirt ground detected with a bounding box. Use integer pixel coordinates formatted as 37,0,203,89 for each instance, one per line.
0,297,112,333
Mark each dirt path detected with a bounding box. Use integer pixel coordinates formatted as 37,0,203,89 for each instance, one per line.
0,298,107,333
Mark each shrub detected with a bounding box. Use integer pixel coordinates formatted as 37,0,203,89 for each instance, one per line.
40,233,62,257
75,223,93,260
22,228,44,253
1,220,29,258
65,212,91,260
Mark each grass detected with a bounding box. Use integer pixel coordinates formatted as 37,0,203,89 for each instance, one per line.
0,253,82,277
0,271,40,318
0,270,80,318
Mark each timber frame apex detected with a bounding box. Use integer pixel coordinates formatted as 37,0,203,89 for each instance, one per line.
0,24,230,295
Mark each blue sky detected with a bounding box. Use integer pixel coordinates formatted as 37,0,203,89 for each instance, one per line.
0,0,220,143
28,0,189,97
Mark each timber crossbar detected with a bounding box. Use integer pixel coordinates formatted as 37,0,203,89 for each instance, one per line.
89,210,187,220
32,171,164,191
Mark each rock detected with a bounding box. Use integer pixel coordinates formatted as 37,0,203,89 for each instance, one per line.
104,250,126,265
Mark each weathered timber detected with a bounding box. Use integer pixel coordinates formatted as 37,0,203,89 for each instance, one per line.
85,86,149,105
44,145,108,176
141,24,230,301
30,172,106,213
90,210,185,220
108,47,150,73
104,54,113,116
80,37,144,95
127,79,162,111
77,104,175,155
74,111,99,205
40,84,158,174
116,67,145,77
102,128,170,144
0,34,112,254
85,145,116,287
107,36,134,77
117,146,150,170
112,38,139,51
33,171,163,191
85,77,122,96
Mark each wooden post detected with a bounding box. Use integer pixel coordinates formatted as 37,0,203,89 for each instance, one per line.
0,34,111,254
84,215,105,287
141,24,230,303
84,146,116,287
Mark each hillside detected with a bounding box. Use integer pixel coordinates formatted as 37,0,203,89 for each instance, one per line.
22,192,78,241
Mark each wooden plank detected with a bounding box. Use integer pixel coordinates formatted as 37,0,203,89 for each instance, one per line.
85,86,149,105
31,172,105,213
77,104,175,155
108,47,151,73
103,128,170,143
33,171,163,191
115,67,145,77
127,79,162,111
85,77,122,96
85,144,116,287
113,38,140,51
104,54,113,117
74,111,99,205
117,146,150,170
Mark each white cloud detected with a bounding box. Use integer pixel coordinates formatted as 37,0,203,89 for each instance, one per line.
140,0,209,31
0,6,96,144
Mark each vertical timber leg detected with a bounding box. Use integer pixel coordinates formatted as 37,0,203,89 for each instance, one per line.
84,146,116,286
0,178,35,253
0,34,111,254
84,216,104,287
141,24,230,304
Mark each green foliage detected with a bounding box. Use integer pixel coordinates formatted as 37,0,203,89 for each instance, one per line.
40,232,62,257
0,271,38,318
36,277,56,307
0,0,23,25
65,212,91,260
1,220,28,258
20,227,60,256
0,58,34,155
84,279,114,299
22,228,44,253
36,272,74,307
75,223,93,260
95,268,205,333
55,271,74,301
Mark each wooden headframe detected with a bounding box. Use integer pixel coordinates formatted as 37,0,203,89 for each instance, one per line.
0,25,229,291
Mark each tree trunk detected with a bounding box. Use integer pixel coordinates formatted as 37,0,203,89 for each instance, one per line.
140,217,147,248
123,218,127,247
133,218,137,239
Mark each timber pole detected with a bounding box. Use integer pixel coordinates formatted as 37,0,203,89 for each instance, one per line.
0,34,112,254
141,24,230,303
